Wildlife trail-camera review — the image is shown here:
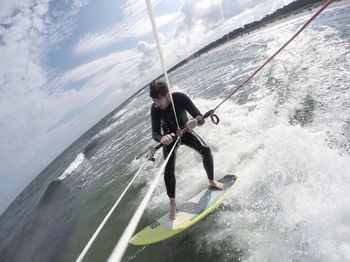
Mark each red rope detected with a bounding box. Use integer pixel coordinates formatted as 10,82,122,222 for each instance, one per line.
213,0,334,112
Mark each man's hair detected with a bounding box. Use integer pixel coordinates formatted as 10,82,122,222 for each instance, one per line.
149,80,169,98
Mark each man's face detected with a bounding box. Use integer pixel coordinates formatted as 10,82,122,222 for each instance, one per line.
152,93,170,110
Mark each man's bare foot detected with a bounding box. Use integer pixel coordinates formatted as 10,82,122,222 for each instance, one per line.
169,198,178,220
209,179,224,190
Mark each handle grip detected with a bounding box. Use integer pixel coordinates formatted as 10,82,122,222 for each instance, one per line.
147,127,189,161
203,110,220,125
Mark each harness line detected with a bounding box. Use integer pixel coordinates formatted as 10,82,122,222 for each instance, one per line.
75,158,149,262
107,137,180,262
145,0,181,133
107,0,187,260
77,1,185,260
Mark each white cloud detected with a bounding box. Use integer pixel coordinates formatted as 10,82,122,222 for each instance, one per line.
137,33,166,74
174,0,294,38
0,0,30,21
45,0,88,45
177,0,223,32
59,49,139,84
0,0,154,187
168,0,295,60
0,2,48,177
0,0,92,187
73,0,180,55
131,0,297,86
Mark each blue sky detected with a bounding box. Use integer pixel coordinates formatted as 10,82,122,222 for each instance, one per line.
0,0,295,214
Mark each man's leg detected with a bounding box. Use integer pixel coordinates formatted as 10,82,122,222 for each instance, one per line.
163,142,178,219
181,132,224,189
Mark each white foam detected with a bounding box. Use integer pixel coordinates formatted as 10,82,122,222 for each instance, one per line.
112,109,127,120
177,94,350,261
57,153,85,181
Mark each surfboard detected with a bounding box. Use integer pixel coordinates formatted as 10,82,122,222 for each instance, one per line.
129,175,238,245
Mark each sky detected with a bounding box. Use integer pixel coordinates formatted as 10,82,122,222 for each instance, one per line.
0,0,295,214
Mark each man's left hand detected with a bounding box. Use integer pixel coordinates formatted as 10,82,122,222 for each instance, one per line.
186,119,198,131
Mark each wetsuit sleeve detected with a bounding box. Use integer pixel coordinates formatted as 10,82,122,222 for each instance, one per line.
180,93,205,126
151,105,162,142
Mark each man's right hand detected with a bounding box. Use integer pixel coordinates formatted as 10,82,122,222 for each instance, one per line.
161,133,175,145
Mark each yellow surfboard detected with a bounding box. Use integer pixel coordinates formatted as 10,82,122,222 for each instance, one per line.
129,175,238,245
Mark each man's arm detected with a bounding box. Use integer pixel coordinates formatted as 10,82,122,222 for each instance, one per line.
181,93,205,126
151,106,162,142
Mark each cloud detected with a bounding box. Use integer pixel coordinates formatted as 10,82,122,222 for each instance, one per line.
136,33,166,74
0,0,155,185
0,0,90,181
0,0,29,21
131,0,297,86
174,0,293,37
169,0,295,58
0,2,48,178
45,0,88,45
58,49,139,84
178,0,223,32
73,0,180,55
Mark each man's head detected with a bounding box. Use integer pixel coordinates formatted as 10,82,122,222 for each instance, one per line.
150,80,170,110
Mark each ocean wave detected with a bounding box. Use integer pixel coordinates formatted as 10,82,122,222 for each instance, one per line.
82,138,101,159
56,153,85,181
93,103,149,139
91,120,121,140
37,179,64,206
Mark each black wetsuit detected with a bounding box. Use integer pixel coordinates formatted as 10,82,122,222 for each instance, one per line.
151,92,214,198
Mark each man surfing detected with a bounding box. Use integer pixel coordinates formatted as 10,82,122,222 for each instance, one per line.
150,80,224,220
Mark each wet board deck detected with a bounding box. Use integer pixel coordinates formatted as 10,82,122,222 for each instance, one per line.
129,175,238,245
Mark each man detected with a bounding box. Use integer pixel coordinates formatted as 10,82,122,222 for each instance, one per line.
150,80,224,220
